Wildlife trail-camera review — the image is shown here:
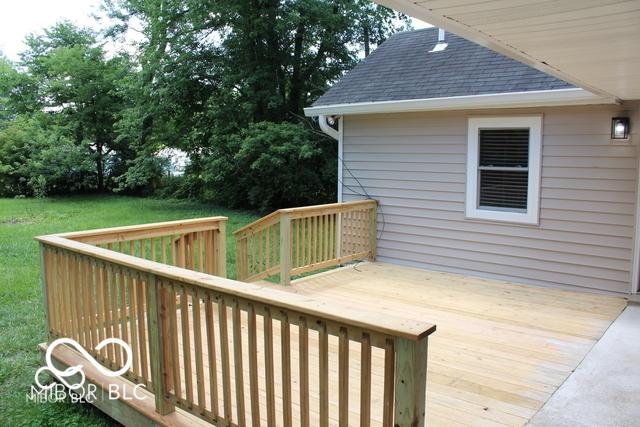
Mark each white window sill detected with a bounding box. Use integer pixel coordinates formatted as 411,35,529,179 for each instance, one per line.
466,207,539,226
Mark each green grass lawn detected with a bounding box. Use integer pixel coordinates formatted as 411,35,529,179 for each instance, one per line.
0,195,258,426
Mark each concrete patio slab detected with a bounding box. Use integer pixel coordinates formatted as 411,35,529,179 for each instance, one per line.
529,304,640,427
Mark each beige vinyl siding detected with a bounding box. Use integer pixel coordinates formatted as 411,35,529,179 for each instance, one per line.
341,104,639,293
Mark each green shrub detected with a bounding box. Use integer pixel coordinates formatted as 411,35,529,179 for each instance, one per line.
200,121,336,213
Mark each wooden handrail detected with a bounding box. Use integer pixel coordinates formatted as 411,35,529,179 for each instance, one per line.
58,216,228,245
233,200,375,237
36,234,434,340
235,200,378,285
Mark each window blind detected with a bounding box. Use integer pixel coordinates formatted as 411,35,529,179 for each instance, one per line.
478,128,529,210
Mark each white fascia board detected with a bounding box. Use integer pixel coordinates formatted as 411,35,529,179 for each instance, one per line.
304,88,615,117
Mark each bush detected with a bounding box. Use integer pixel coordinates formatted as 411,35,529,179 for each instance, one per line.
199,121,336,213
0,114,96,197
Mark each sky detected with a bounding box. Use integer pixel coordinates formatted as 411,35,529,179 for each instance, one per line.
0,0,103,61
0,0,431,61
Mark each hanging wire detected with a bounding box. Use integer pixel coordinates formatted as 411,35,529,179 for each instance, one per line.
293,113,387,272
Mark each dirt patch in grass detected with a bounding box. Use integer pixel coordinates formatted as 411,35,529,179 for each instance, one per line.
1,217,37,225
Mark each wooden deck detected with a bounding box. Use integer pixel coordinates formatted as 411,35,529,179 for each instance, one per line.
273,262,626,426
40,255,627,427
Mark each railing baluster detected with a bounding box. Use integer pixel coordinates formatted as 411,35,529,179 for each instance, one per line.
129,271,141,378
281,312,292,427
339,327,349,427
71,254,81,342
119,269,129,365
232,300,246,426
360,333,372,427
319,321,329,427
104,265,115,365
150,237,156,261
218,297,232,420
205,293,219,418
180,285,194,406
86,259,97,351
323,214,329,262
75,256,86,347
192,289,206,413
198,232,205,272
138,275,149,384
382,339,395,427
168,283,182,400
97,264,107,360
247,304,260,427
161,236,168,264
313,215,318,265
264,308,276,426
141,239,147,260
258,229,264,275
299,317,309,427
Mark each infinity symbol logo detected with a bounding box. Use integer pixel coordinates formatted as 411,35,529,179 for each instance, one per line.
35,338,133,390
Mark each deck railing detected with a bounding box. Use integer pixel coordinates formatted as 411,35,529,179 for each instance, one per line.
234,200,377,285
58,216,227,276
37,215,435,427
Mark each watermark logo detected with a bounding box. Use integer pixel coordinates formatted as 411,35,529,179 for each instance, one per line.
28,337,146,403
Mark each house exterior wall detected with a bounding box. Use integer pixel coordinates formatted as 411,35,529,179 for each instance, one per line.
341,104,640,293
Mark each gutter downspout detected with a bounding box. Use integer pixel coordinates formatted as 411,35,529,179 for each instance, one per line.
318,115,344,257
318,115,342,203
318,115,339,140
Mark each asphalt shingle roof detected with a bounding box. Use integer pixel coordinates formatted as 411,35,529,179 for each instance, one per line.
312,28,574,106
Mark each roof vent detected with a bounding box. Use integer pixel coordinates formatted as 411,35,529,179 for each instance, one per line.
430,28,448,52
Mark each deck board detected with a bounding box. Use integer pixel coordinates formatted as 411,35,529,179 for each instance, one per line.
170,262,624,426
64,262,625,426
276,262,626,426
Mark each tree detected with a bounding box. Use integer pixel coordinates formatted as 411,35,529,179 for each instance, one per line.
0,55,17,126
12,22,134,191
103,0,410,210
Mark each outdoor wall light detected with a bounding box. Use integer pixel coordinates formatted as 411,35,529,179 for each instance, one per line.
611,117,630,140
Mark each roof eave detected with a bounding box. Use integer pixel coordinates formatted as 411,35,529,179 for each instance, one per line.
304,88,616,117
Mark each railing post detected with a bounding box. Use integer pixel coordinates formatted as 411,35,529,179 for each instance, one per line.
236,237,245,281
369,202,378,261
394,336,428,427
39,243,52,340
146,274,175,415
215,220,227,278
280,213,292,286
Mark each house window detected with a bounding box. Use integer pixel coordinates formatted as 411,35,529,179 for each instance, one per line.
466,116,542,225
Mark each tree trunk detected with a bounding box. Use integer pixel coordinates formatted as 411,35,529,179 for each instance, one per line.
96,141,105,192
288,18,306,115
364,23,370,57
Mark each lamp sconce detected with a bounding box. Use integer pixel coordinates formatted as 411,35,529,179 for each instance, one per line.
611,117,630,140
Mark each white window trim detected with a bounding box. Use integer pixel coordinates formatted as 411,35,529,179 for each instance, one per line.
466,116,542,225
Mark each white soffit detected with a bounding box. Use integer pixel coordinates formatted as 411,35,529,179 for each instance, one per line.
374,0,640,101
304,88,609,116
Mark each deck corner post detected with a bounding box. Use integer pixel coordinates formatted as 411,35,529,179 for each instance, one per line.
39,242,52,340
393,335,428,427
146,274,175,416
280,213,292,286
369,202,378,261
215,219,227,278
